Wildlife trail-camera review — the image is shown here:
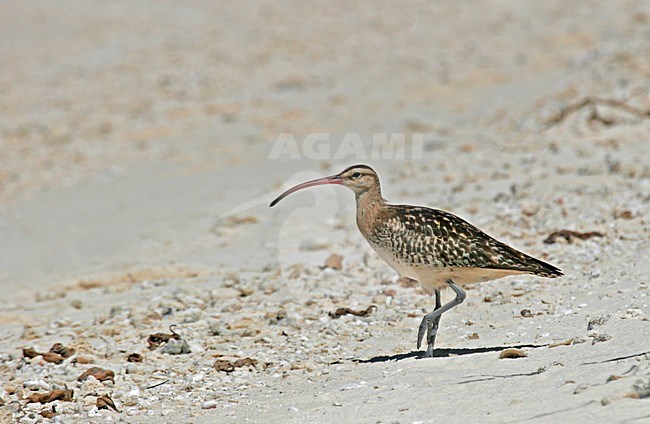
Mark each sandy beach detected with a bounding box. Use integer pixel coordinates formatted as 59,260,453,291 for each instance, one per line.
1,1,649,422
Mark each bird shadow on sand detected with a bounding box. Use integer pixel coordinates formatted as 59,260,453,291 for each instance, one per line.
355,343,547,363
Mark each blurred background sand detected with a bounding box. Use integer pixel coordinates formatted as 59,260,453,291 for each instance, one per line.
2,0,648,293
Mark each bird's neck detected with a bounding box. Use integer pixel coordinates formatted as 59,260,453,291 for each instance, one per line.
355,186,385,237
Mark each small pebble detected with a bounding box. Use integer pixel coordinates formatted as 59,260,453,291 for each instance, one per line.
160,339,191,355
202,400,219,410
24,380,50,391
521,201,540,216
499,348,527,359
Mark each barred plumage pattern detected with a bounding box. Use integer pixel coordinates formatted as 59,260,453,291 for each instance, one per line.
366,205,562,278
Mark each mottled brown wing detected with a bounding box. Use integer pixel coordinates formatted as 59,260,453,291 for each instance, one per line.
372,205,562,277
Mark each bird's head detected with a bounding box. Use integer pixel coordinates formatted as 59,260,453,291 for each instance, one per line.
270,164,380,207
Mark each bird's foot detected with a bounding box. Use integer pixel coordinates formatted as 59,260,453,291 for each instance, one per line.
423,342,435,358
417,314,441,357
427,326,438,349
416,315,431,350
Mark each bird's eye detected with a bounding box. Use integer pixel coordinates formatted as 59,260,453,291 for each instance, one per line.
351,172,362,179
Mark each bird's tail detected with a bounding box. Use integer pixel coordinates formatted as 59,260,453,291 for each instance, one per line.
528,255,563,278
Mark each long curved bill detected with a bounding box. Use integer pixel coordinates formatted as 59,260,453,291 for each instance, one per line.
270,175,342,207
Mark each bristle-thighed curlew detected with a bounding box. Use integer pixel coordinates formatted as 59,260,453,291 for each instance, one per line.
270,165,562,357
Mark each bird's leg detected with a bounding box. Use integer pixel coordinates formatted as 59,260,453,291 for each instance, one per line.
423,289,442,356
417,280,466,358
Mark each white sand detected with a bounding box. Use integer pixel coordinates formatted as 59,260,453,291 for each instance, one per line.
1,1,649,422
